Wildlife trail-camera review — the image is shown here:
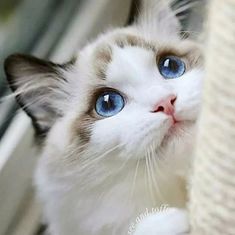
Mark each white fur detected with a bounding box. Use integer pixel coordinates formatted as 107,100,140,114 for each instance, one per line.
33,1,204,235
133,208,189,235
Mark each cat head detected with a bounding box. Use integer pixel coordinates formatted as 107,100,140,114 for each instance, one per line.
4,0,203,171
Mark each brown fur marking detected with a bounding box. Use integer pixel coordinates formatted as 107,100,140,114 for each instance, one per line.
93,44,112,80
114,34,156,52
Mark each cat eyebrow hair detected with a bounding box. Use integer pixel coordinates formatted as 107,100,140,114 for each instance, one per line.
93,44,113,80
157,44,202,69
114,34,156,52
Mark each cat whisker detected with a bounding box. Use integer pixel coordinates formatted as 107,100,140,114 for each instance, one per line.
63,143,90,164
149,143,166,203
129,153,141,200
173,0,191,9
173,1,198,16
145,147,155,203
77,144,123,172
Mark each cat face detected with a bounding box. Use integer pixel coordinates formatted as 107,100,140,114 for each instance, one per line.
4,0,203,172
78,35,202,163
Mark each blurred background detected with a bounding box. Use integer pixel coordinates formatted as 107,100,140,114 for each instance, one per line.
0,1,205,235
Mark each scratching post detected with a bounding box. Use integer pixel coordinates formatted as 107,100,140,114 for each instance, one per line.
190,0,235,234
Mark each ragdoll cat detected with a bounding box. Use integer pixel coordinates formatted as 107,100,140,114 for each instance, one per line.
4,0,203,234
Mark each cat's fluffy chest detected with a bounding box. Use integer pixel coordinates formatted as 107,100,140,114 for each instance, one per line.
36,155,187,235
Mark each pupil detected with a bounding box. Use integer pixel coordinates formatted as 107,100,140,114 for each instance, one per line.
103,95,113,110
164,59,178,72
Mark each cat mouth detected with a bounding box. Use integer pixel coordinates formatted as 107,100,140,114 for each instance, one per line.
161,118,194,146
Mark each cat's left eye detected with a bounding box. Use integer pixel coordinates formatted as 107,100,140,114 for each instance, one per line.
95,91,125,117
158,56,185,79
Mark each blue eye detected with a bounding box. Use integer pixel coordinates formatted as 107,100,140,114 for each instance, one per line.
95,91,125,117
158,56,185,79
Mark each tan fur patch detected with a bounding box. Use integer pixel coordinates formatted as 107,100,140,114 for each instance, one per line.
70,87,104,146
71,113,95,149
184,46,203,68
114,34,156,52
93,44,112,80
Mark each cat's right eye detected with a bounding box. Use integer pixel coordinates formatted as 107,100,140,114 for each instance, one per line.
95,91,125,117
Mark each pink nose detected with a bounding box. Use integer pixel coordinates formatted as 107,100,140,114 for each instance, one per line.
152,95,177,115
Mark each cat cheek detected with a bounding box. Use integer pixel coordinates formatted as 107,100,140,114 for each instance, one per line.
90,119,121,151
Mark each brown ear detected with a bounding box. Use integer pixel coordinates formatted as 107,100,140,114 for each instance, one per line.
4,53,70,136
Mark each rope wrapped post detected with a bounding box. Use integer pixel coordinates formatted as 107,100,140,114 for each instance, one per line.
190,0,235,234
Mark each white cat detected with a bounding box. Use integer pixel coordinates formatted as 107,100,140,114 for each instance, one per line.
4,0,203,234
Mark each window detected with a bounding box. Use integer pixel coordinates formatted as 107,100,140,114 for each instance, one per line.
0,0,81,139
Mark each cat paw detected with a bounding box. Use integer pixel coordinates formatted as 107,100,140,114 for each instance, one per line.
133,208,189,235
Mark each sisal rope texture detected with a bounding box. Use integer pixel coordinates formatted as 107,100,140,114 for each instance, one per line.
190,0,235,234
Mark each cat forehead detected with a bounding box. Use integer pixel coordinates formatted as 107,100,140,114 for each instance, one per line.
90,34,156,81
107,46,156,85
87,33,201,83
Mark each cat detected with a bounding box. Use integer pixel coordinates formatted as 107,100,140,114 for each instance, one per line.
4,0,203,234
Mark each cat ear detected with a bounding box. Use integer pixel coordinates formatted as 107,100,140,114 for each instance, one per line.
135,0,181,37
4,54,71,136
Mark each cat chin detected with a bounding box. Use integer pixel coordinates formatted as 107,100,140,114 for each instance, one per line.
139,120,195,161
161,120,195,148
